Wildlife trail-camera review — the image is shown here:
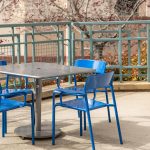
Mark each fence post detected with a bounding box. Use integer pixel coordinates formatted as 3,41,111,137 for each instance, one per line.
118,26,123,82
67,22,72,66
137,30,141,77
81,32,84,58
57,25,60,64
147,24,150,82
127,31,131,78
72,32,75,65
138,31,141,65
11,27,15,64
32,26,35,62
89,25,93,59
61,32,64,65
17,35,21,64
127,31,131,66
24,33,28,63
67,22,72,84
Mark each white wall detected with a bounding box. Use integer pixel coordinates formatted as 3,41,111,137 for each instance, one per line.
146,0,150,16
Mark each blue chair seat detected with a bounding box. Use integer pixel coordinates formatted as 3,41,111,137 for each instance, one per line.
55,98,114,111
55,87,106,95
1,88,33,98
0,99,26,112
0,96,35,145
54,88,85,96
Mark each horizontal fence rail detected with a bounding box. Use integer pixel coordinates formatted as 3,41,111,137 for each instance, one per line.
0,21,150,82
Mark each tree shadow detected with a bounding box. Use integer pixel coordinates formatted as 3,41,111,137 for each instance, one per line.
29,116,150,150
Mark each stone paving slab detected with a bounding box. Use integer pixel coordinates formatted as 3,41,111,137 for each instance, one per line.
1,92,150,149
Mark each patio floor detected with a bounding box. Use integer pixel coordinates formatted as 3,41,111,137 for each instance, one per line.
0,91,150,150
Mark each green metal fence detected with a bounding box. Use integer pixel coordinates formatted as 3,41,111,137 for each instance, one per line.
0,22,71,65
72,20,150,82
0,21,150,82
0,22,72,87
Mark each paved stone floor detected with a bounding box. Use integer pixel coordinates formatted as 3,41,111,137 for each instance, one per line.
1,92,150,150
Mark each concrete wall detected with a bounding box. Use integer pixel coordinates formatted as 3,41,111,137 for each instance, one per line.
0,0,148,23
146,0,150,16
139,0,150,17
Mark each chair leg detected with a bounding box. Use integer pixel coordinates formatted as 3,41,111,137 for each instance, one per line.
111,86,123,144
52,93,56,145
77,110,80,118
31,92,35,126
31,105,35,145
5,112,7,134
105,89,111,123
114,104,123,144
84,95,95,150
83,112,86,131
2,112,6,137
79,111,83,136
3,111,7,134
86,110,95,150
76,96,79,118
82,94,86,131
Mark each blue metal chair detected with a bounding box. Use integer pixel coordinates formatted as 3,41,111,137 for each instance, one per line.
56,59,111,131
52,72,123,150
0,60,35,144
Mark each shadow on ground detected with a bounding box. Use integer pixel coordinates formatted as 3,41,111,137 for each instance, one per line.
20,117,150,150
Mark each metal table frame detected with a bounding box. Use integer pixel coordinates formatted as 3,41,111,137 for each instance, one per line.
0,62,95,139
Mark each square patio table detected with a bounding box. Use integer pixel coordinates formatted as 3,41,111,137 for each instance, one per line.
0,62,95,139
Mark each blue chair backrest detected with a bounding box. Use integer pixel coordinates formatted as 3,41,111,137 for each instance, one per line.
0,60,28,89
0,60,7,91
74,59,106,74
84,72,114,92
0,60,7,66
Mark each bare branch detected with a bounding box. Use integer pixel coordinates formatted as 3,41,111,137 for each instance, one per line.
85,0,91,21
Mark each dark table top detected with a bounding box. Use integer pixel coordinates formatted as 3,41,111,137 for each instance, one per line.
0,62,95,79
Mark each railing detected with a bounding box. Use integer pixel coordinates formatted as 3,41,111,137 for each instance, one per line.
72,20,150,82
0,20,150,82
0,22,72,87
0,22,71,65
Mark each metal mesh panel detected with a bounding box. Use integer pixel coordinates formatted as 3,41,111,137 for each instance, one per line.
0,45,13,63
35,42,58,63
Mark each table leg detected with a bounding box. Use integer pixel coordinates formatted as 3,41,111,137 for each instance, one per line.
14,78,61,139
35,78,42,131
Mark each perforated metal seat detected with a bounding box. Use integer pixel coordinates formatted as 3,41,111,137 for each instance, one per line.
54,87,85,96
55,98,113,111
0,99,26,112
1,88,33,97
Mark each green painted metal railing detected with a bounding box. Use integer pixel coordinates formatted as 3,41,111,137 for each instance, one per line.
0,21,71,65
0,22,71,87
72,20,150,82
0,21,150,82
